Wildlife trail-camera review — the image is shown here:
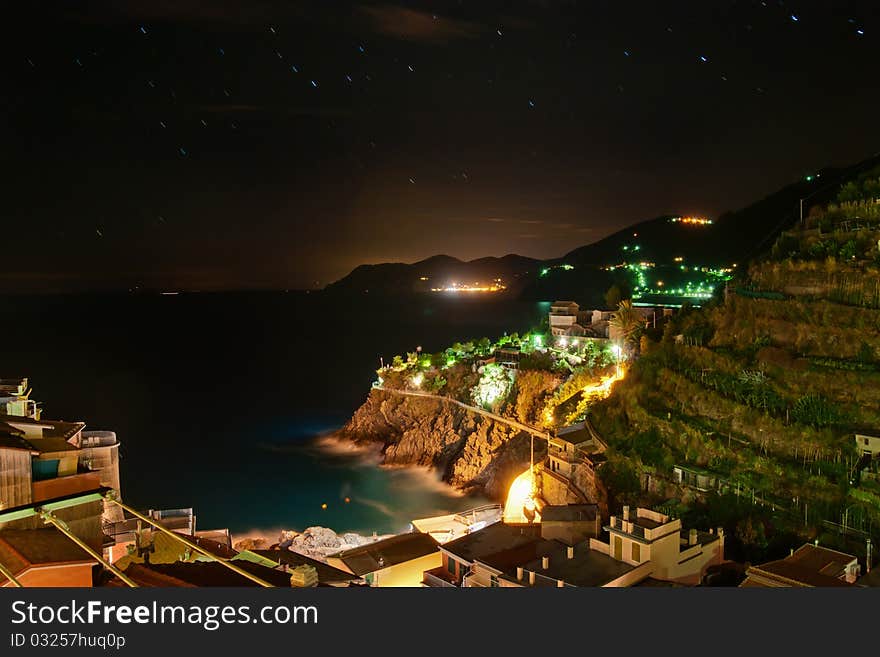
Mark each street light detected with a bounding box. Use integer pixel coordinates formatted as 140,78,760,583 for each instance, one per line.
612,343,622,377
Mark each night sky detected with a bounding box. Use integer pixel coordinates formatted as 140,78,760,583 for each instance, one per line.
6,1,879,292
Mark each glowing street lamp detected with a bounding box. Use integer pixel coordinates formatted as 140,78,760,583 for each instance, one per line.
612,343,622,376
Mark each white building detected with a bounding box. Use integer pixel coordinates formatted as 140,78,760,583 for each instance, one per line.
592,506,725,585
549,301,583,337
855,433,880,457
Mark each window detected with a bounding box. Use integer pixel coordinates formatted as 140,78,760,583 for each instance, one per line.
631,542,641,562
447,558,456,576
490,575,499,588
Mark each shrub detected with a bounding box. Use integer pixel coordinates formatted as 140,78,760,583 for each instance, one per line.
471,364,514,411
791,394,843,428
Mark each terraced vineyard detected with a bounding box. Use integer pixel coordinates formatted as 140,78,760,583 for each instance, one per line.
590,167,880,562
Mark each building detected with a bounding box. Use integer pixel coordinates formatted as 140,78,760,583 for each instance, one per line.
591,309,614,324
549,301,590,337
244,549,360,587
541,421,607,506
0,422,99,509
740,544,860,587
410,503,503,544
0,377,39,420
326,532,441,587
425,521,543,587
855,433,880,457
0,415,122,524
673,464,725,493
494,346,522,369
116,560,298,587
547,422,606,479
0,528,96,587
481,539,648,588
539,504,601,545
594,506,725,585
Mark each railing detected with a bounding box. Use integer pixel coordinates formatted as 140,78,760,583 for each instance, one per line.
453,503,503,526
462,573,486,587
422,569,458,588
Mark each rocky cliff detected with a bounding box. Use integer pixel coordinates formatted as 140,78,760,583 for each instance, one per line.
337,389,534,500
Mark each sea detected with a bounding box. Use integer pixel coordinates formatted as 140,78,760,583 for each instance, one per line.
0,292,549,539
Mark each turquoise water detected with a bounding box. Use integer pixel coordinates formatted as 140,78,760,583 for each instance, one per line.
0,292,548,537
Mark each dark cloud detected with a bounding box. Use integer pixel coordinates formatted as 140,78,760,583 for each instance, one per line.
358,5,482,42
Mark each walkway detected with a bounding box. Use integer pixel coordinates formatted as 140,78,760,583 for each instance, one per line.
373,385,553,441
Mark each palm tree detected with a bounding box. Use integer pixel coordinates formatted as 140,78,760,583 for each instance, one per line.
609,300,645,353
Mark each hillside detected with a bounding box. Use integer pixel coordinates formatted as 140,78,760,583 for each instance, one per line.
587,163,880,561
324,253,541,295
326,154,880,302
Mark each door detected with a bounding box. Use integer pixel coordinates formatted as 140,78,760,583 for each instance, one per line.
613,536,622,561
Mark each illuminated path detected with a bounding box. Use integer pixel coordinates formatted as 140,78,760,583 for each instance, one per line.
373,385,553,441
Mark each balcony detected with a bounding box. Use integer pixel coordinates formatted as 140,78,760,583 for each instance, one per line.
462,573,487,587
32,471,102,504
422,566,458,587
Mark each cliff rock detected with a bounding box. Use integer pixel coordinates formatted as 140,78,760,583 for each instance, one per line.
337,389,533,499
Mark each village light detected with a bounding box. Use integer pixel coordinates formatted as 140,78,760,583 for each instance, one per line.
412,373,424,388
503,469,537,523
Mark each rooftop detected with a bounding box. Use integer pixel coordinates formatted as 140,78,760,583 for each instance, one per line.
441,521,542,564
411,504,503,543
743,544,858,587
0,528,94,583
0,428,35,452
497,540,637,587
329,532,439,576
120,560,295,588
250,549,357,585
554,421,605,449
0,415,85,443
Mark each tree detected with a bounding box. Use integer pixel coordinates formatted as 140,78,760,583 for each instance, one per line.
609,300,644,351
605,283,631,309
471,364,514,411
513,370,559,425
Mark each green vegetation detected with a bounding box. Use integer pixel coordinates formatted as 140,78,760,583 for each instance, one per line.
377,323,621,432
591,180,880,554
